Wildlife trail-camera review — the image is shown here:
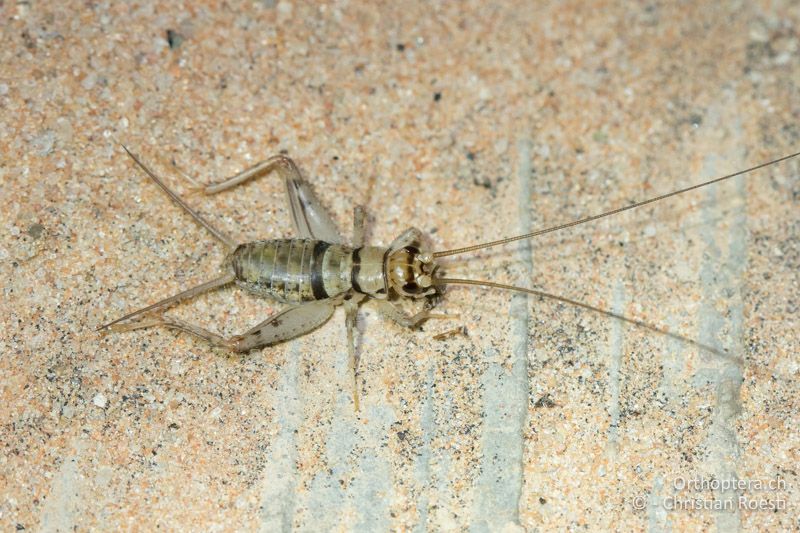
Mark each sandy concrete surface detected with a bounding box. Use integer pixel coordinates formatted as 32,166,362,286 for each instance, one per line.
2,1,799,530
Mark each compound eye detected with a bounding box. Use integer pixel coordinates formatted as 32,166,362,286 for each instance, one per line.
402,282,421,294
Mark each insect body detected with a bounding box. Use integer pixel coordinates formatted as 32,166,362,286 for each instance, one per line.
101,149,443,407
100,146,800,407
229,239,432,304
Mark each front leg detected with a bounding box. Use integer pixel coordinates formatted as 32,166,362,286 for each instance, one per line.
388,227,424,251
373,300,454,328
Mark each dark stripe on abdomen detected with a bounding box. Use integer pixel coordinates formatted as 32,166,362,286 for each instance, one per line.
350,247,363,293
310,241,330,299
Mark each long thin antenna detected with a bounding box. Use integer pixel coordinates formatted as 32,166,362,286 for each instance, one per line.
120,145,237,250
435,277,733,358
433,151,800,258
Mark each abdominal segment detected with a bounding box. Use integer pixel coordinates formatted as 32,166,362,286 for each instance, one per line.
230,239,354,303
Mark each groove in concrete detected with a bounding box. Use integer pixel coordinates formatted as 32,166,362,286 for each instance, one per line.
258,343,301,533
301,338,395,531
695,127,746,532
470,139,532,531
607,280,626,456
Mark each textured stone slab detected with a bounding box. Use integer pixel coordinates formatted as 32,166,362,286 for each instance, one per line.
1,1,798,531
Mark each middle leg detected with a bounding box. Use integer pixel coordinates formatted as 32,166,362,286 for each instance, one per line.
344,294,365,411
353,205,366,247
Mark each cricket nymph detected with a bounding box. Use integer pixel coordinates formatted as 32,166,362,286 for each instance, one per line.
227,239,437,304
102,146,799,409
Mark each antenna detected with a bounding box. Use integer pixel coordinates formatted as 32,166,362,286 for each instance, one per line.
435,277,734,357
433,151,800,258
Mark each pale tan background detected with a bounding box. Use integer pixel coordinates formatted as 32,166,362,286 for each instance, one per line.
1,1,798,531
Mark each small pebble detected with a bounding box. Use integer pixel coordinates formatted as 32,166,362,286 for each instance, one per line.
93,393,107,408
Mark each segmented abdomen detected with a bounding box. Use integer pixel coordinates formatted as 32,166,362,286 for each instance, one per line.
230,239,353,303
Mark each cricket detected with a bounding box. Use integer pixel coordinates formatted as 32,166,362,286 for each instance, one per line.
99,145,800,408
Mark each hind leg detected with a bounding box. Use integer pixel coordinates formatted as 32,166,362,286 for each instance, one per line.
121,145,237,249
172,154,342,243
192,155,296,194
98,274,235,332
111,314,235,348
110,301,336,353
